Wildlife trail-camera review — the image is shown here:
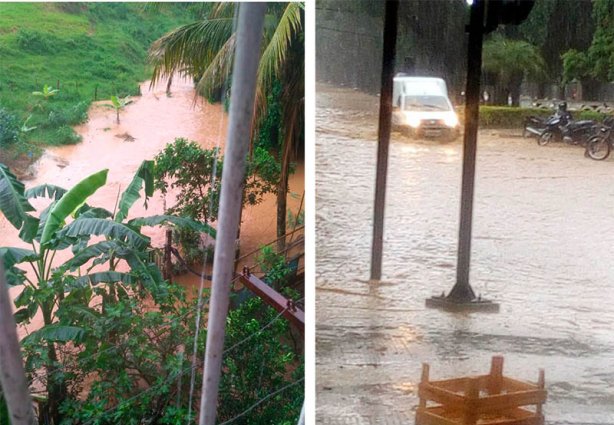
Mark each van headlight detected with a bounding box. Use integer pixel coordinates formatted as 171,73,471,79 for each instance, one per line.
406,115,421,128
444,113,459,127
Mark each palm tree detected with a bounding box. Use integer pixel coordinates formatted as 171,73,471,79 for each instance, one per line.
149,2,304,251
482,34,546,106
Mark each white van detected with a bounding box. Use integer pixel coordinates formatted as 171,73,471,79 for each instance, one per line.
392,75,460,140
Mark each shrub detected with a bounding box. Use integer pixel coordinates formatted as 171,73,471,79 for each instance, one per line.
53,125,82,145
456,106,611,129
46,102,89,127
256,245,292,289
16,29,52,53
0,107,20,147
172,225,213,267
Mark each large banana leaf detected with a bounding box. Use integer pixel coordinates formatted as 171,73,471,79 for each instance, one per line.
14,301,38,324
128,215,217,238
34,201,76,251
0,247,38,267
24,184,67,200
120,250,165,292
74,206,113,220
61,240,128,271
71,271,134,289
58,218,150,251
115,160,154,223
40,169,108,247
22,324,85,345
0,163,36,231
18,214,40,243
0,247,38,286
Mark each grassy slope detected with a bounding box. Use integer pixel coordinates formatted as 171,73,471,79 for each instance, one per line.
0,3,192,147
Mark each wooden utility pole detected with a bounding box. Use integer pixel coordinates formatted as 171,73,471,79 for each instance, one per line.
199,4,266,424
0,263,36,425
370,0,399,282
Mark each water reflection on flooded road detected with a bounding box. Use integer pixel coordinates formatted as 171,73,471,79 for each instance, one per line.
316,84,614,424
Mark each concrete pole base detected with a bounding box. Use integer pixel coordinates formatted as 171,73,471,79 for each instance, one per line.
425,294,500,313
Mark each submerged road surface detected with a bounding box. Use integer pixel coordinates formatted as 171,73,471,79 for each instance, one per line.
316,84,614,425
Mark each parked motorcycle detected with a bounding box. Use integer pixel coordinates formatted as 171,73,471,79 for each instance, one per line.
535,103,599,147
523,103,564,138
585,117,614,161
523,115,548,138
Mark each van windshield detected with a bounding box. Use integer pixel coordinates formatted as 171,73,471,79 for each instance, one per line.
403,95,450,112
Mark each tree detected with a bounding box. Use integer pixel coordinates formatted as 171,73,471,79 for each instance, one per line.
482,34,546,106
0,161,212,422
149,2,304,251
153,138,279,263
562,0,614,97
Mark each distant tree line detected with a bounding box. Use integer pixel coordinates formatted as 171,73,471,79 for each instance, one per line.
317,0,614,105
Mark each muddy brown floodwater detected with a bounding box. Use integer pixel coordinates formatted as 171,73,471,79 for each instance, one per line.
0,76,303,336
316,83,614,425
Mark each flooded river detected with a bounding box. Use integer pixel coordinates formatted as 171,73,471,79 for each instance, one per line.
0,76,303,335
316,84,614,425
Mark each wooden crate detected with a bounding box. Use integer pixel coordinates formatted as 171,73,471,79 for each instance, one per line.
416,356,546,425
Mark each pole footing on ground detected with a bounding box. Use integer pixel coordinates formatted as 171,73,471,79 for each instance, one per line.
425,294,500,313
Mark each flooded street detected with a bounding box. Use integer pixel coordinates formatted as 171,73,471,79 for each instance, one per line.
316,84,614,424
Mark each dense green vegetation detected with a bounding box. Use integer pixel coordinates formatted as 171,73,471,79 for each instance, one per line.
0,158,302,424
153,137,280,265
562,0,614,83
482,35,546,106
0,3,193,149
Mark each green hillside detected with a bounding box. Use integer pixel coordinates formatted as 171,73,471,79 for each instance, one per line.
0,2,193,149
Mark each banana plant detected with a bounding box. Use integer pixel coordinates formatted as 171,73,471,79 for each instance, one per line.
32,84,59,100
104,95,133,124
0,160,214,422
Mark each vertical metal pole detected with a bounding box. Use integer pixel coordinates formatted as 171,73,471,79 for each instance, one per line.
0,263,36,425
448,0,485,302
199,4,266,425
370,0,399,282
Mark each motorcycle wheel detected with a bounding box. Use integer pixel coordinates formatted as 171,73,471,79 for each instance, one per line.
538,131,554,146
586,136,611,161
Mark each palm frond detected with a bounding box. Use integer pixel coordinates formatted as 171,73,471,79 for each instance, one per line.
257,3,302,93
210,2,236,19
196,34,236,98
149,18,235,88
